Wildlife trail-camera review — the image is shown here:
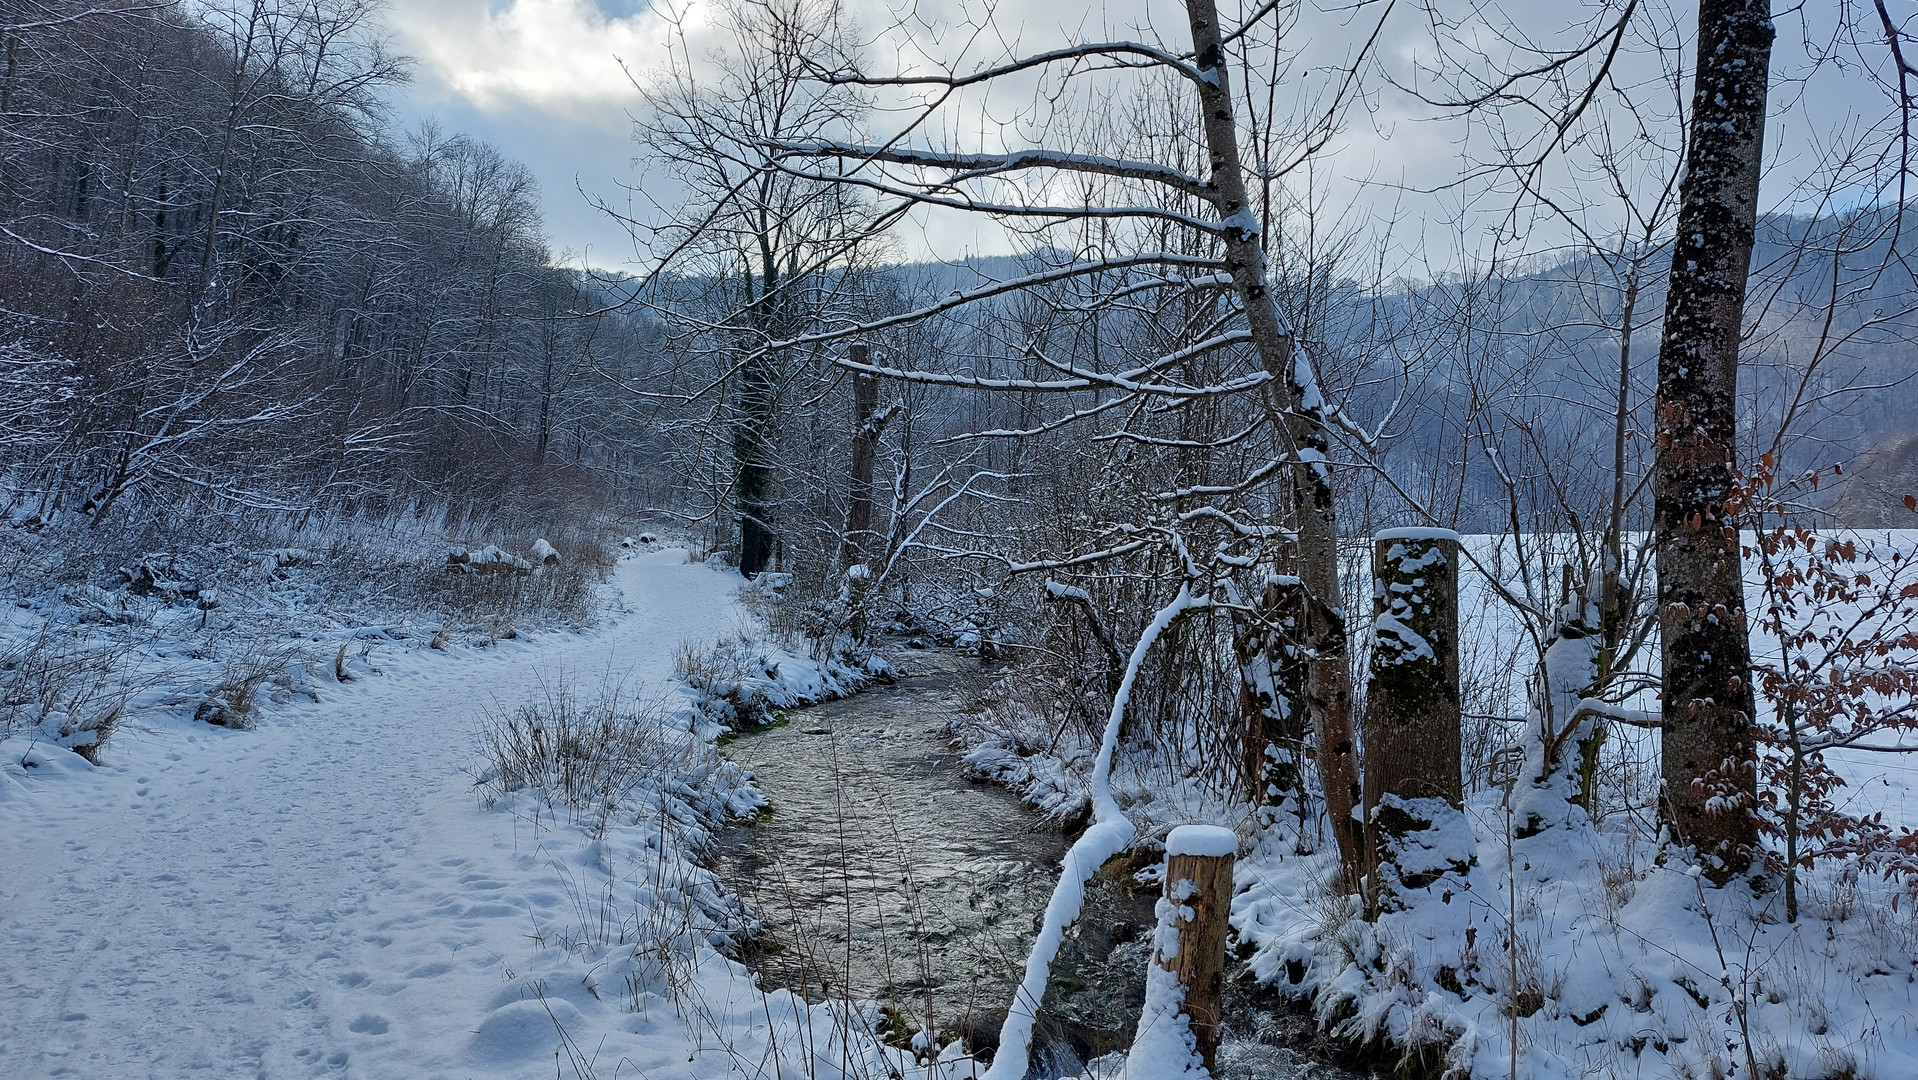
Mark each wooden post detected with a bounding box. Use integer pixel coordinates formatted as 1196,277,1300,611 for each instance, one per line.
1362,528,1464,916
1139,825,1236,1074
1363,528,1463,811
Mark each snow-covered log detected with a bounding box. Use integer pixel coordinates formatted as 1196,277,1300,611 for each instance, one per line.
448,545,533,576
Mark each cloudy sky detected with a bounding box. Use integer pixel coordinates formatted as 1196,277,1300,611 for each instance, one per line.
382,0,665,266
380,0,1891,273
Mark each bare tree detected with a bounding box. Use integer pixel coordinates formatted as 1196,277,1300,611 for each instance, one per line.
628,0,880,576
1652,0,1773,881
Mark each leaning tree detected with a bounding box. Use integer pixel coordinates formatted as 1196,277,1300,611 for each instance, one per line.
680,0,1409,1070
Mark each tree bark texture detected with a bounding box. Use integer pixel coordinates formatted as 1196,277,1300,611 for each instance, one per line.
733,355,778,577
736,245,784,579
1183,0,1362,885
1233,576,1308,821
840,343,879,569
1363,532,1463,813
1653,0,1772,881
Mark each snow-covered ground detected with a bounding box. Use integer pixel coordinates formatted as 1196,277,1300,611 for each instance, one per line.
956,531,1918,1079
0,548,965,1080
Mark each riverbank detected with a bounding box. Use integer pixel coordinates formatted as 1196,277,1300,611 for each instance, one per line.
713,645,1375,1079
0,550,965,1080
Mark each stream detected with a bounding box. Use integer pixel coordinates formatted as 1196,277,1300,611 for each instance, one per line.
712,648,1371,1079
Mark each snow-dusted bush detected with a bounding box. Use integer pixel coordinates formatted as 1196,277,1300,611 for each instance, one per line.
0,623,133,761
195,639,316,729
671,632,888,734
475,677,688,831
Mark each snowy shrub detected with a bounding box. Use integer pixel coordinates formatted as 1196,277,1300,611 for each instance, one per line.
475,678,683,828
954,674,1097,825
0,622,133,761
671,640,772,728
671,634,883,734
198,641,310,729
407,538,610,634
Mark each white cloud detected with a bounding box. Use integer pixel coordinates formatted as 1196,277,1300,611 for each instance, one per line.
389,0,672,120
383,0,1881,271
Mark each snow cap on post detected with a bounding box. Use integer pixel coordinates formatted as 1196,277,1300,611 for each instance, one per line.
1373,526,1462,544
1165,824,1238,858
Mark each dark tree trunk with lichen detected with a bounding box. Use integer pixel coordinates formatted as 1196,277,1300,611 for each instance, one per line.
735,237,787,579
840,344,879,570
733,355,778,577
1653,0,1772,882
1362,531,1464,916
1233,576,1308,829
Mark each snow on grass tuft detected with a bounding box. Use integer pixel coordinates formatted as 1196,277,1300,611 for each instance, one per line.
469,623,982,1079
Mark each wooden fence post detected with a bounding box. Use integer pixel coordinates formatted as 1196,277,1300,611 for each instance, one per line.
1135,824,1237,1075
1363,527,1463,810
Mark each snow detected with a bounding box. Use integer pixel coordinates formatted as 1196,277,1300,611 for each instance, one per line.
1165,824,1238,858
1125,882,1207,1080
0,548,967,1080
1218,207,1261,239
1374,526,1463,544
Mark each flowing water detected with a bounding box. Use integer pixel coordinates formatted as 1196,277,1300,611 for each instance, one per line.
712,648,1371,1079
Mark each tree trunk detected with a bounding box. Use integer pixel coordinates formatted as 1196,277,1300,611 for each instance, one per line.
1653,0,1772,882
1233,575,1309,830
1362,530,1463,916
734,404,776,577
840,343,879,568
1183,0,1362,886
736,251,781,579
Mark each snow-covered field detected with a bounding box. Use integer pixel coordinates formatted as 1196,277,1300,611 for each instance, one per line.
0,548,967,1080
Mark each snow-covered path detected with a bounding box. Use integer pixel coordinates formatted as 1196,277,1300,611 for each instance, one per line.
1,549,741,1079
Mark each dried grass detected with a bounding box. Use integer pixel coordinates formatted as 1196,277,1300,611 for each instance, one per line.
0,623,135,760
